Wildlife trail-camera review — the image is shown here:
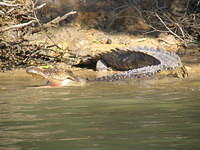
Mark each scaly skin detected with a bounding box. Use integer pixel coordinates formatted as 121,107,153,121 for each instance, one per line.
94,46,188,81
26,66,85,87
26,46,188,86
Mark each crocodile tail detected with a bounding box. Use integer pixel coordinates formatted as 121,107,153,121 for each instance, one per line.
93,46,187,81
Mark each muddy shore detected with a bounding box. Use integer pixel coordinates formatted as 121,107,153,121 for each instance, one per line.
0,0,199,78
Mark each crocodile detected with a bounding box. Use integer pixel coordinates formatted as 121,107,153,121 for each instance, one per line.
26,46,188,87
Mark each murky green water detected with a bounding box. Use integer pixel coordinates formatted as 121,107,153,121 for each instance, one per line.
0,71,200,150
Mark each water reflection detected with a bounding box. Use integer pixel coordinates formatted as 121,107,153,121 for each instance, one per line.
0,71,200,150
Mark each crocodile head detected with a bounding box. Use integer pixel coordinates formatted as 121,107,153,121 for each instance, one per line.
26,66,85,87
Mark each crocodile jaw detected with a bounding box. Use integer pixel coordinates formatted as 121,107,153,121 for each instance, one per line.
26,66,85,87
26,66,48,79
46,78,81,87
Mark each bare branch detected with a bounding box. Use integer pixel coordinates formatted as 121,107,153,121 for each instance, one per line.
43,10,77,28
34,3,46,10
0,20,37,32
0,10,5,15
155,13,184,41
0,2,19,7
162,13,186,41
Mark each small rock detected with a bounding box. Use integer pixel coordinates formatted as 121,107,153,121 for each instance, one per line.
106,38,112,44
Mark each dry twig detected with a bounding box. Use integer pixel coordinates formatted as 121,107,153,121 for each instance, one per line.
0,20,37,32
43,10,77,28
0,2,19,7
155,13,184,41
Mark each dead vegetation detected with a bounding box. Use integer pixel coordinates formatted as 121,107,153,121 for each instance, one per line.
0,0,76,71
0,0,199,71
142,0,200,45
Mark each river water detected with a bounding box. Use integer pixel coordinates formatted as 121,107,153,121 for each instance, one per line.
0,70,200,150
